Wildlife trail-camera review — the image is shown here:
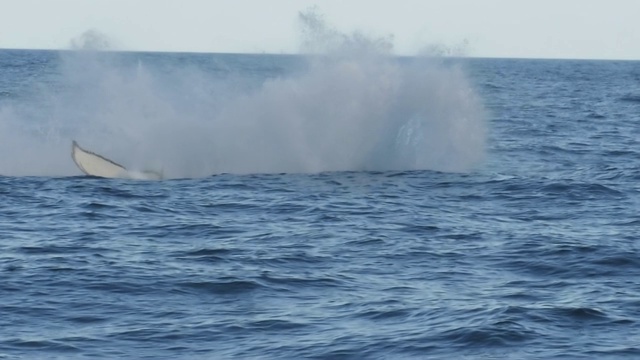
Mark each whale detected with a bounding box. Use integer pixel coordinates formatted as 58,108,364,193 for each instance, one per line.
71,141,162,180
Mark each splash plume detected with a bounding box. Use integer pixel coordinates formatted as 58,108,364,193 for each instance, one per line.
0,11,486,178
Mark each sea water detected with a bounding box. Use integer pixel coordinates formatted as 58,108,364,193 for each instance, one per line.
1,46,640,359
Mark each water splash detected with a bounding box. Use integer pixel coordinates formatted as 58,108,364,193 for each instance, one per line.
0,12,486,178
69,30,113,51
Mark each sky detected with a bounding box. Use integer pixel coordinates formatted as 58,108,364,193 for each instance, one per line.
1,0,639,60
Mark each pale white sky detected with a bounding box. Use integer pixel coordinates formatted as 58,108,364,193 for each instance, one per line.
1,0,639,60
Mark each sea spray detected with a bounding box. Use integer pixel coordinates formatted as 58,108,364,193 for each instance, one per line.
0,12,486,178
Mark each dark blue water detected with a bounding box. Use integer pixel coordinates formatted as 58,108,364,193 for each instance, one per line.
1,49,640,359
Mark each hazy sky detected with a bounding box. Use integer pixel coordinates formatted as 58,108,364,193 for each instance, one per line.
1,0,639,60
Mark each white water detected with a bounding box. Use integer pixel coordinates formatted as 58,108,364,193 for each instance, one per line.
0,12,486,178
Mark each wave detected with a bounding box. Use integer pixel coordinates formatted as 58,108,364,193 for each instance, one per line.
619,94,640,103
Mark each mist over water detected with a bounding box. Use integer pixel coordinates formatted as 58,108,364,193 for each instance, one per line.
0,14,486,178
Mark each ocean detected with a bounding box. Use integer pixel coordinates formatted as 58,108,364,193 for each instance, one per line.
1,47,640,359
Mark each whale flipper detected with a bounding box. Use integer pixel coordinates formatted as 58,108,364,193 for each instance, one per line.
71,141,162,180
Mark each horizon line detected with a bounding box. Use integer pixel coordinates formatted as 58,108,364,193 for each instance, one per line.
1,46,639,62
